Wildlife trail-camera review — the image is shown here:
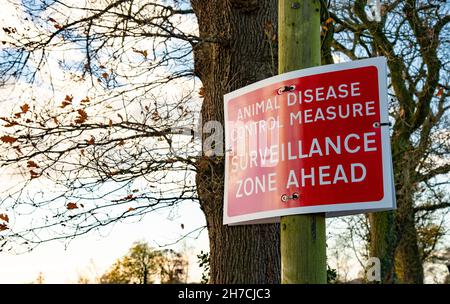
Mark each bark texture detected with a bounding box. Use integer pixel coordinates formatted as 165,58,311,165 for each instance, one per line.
191,0,280,283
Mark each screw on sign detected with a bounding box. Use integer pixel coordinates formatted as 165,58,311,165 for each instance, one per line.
223,57,396,225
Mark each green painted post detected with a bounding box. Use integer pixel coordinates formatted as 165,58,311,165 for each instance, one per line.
278,0,327,284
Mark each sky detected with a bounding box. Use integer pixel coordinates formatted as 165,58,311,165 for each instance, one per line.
0,200,209,283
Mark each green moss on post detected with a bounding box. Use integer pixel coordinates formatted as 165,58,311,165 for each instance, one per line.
278,0,327,284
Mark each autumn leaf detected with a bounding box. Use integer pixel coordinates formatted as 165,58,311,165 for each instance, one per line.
53,117,59,124
321,25,328,31
54,24,62,30
48,17,57,23
127,207,135,212
198,87,205,97
99,64,106,69
66,202,78,210
325,17,335,24
132,48,148,58
14,146,22,154
0,224,8,231
60,95,73,108
20,103,30,114
60,101,71,108
101,72,109,79
80,96,90,104
80,149,85,156
107,170,119,177
118,139,125,146
108,119,113,128
436,87,443,97
151,111,160,121
14,112,22,118
0,214,9,223
27,160,39,168
29,170,39,179
87,136,95,145
0,135,17,144
4,121,18,127
75,109,88,124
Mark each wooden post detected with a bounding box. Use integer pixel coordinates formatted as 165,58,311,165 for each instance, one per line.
278,0,327,284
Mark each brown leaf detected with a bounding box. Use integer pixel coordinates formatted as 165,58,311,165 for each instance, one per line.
321,25,328,31
80,149,85,156
14,112,22,119
101,72,109,79
107,170,118,177
29,170,39,179
151,111,160,121
66,202,78,210
0,214,9,223
118,139,125,146
60,101,71,108
14,146,22,154
4,121,18,127
436,87,443,97
75,109,88,124
99,64,106,69
108,119,113,128
87,136,95,145
80,96,90,103
53,117,59,124
0,135,17,144
198,87,205,97
127,207,135,212
132,48,148,58
27,160,39,168
65,95,73,102
325,17,335,24
54,24,62,30
20,103,30,114
48,17,57,23
0,224,8,231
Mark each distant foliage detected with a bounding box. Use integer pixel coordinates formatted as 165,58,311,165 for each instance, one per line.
100,241,188,284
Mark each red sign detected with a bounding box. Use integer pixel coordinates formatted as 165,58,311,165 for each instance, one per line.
224,57,395,225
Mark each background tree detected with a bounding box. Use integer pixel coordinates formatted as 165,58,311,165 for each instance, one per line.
99,241,187,284
323,0,450,283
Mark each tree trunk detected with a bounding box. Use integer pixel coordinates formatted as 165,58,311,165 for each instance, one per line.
368,211,396,283
393,150,424,283
191,0,280,283
369,135,424,283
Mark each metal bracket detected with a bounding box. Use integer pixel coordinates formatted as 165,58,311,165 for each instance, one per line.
277,85,296,95
281,192,300,202
373,121,392,128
